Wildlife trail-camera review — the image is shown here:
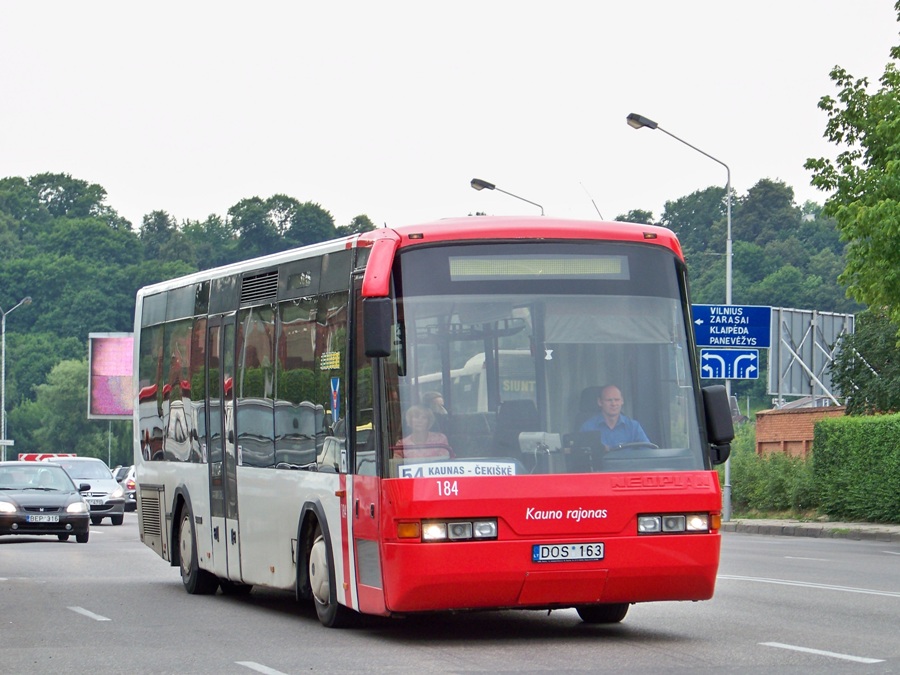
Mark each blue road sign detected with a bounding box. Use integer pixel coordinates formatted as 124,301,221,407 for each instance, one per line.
700,348,760,380
692,304,771,348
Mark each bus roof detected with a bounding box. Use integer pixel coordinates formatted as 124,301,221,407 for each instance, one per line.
358,216,683,297
134,216,683,300
361,216,680,253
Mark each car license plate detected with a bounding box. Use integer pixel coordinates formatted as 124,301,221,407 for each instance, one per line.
86,498,103,506
27,514,60,523
533,542,605,562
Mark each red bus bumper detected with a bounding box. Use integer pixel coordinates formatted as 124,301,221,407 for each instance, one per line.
380,532,720,613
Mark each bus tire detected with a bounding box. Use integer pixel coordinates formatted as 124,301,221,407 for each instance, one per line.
309,523,356,628
576,603,629,624
179,507,219,595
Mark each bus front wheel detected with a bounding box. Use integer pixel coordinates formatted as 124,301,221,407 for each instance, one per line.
309,523,355,628
179,508,219,595
576,603,629,624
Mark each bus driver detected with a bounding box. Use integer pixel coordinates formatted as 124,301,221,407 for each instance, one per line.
579,385,650,449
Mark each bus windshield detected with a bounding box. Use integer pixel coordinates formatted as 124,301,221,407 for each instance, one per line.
384,241,705,477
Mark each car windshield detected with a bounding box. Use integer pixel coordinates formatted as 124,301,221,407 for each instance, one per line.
0,465,76,491
53,460,112,480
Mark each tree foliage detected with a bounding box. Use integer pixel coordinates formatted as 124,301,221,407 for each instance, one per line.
805,2,900,332
829,309,900,414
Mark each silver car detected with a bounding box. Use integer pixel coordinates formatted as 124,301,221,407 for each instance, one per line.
44,457,126,525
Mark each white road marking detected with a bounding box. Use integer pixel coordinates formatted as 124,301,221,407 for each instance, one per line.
883,550,900,556
236,662,289,675
718,574,900,598
761,642,884,664
784,556,829,561
68,606,111,621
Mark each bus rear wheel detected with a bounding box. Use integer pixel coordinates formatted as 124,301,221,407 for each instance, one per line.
309,524,355,628
179,508,219,595
576,603,629,624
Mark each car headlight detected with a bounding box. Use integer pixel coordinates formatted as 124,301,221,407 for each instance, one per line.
67,501,88,514
111,485,125,499
0,501,16,514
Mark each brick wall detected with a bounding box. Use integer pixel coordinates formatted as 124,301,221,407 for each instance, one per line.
755,406,845,457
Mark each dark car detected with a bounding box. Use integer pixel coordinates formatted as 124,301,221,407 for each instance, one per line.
0,461,91,543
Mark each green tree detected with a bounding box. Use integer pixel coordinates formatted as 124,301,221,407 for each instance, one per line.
140,211,193,263
660,186,729,256
228,197,281,258
805,5,900,331
43,217,142,266
284,201,337,248
182,214,239,268
829,309,900,414
28,172,127,228
28,360,109,457
338,214,377,235
3,331,84,409
733,178,802,247
614,209,655,225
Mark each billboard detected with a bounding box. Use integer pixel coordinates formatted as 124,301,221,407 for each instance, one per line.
88,333,134,419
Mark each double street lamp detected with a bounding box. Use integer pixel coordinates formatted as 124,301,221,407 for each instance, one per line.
2,296,32,462
626,112,734,521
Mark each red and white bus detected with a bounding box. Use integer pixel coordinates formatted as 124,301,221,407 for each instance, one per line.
132,216,733,627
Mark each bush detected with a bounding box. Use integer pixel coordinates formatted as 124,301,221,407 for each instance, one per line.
719,423,819,515
814,414,900,522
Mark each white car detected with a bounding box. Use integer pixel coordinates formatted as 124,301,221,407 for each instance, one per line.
43,457,126,525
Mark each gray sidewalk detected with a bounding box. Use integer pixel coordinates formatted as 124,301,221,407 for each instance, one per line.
722,518,900,543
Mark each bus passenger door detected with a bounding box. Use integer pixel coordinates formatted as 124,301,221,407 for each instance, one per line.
206,314,242,581
350,280,386,615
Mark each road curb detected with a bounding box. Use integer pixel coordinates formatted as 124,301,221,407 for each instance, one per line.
722,520,900,543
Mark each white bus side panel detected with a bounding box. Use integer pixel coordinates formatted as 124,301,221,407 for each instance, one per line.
236,467,343,591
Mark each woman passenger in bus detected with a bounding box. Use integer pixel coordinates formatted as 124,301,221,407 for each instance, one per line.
394,405,454,459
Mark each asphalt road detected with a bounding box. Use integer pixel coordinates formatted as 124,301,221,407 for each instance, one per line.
1,514,898,674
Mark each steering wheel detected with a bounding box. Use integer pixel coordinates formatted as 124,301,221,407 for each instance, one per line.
610,441,659,451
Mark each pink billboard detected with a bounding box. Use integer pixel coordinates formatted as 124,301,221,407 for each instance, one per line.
88,333,134,419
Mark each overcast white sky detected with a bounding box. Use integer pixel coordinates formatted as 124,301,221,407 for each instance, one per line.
2,2,898,230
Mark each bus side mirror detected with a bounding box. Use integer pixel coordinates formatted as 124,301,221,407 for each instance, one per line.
363,297,392,358
702,385,734,466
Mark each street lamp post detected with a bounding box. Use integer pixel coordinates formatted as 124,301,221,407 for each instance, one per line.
470,178,544,215
2,296,32,462
626,112,733,521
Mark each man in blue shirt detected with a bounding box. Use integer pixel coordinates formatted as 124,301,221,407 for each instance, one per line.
579,385,650,449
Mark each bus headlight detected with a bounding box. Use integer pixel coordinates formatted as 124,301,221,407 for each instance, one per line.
638,513,712,534
419,518,497,542
473,520,498,539
422,522,447,541
638,516,661,533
